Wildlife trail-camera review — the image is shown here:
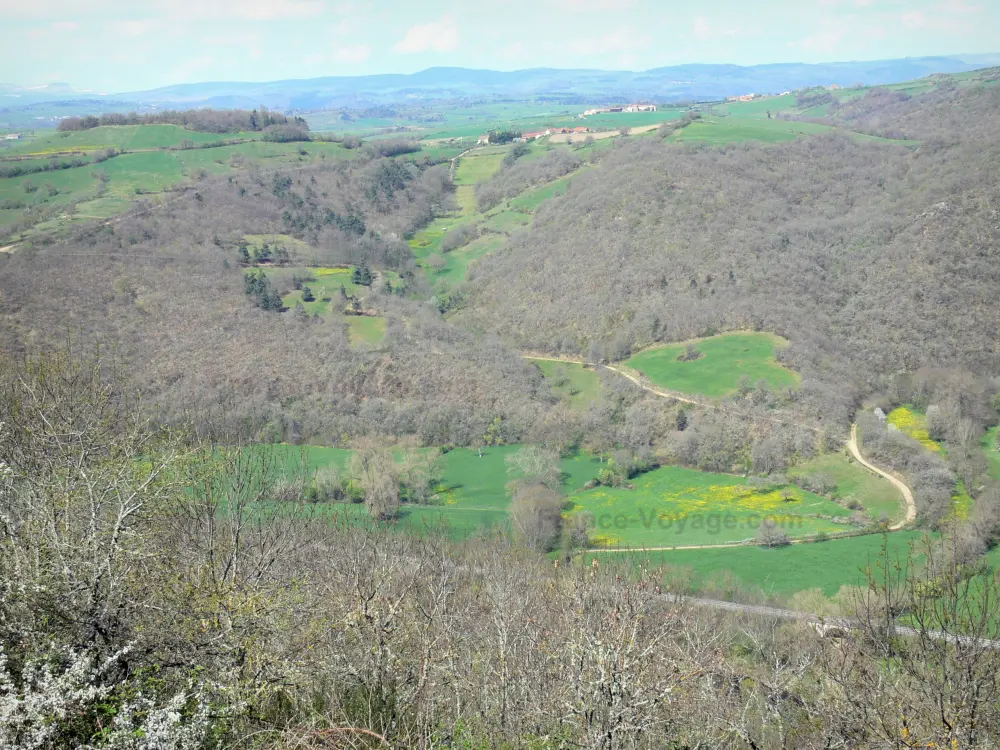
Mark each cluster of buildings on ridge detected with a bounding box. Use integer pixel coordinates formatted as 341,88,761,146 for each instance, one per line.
476,102,657,145
727,83,841,102
582,103,657,115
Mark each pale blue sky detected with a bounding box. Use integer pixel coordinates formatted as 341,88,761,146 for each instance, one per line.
5,0,997,91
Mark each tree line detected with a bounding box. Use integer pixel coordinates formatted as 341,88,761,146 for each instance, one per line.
57,105,309,135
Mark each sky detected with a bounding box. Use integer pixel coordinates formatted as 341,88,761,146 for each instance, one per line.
4,0,998,92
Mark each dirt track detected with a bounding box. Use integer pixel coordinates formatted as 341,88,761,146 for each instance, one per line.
523,353,917,535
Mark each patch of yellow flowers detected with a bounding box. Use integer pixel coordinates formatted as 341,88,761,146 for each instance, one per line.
888,407,942,453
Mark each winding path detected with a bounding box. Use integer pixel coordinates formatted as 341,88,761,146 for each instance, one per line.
847,423,917,529
524,353,917,532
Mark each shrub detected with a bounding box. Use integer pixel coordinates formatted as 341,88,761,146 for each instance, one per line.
440,223,477,253
756,519,790,547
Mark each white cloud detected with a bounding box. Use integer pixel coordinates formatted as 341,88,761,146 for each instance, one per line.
393,15,459,54
165,55,216,84
553,0,637,10
330,18,357,36
935,0,982,13
335,43,372,63
8,0,329,22
692,15,741,40
160,0,327,22
788,21,846,53
106,19,159,36
499,41,527,60
567,26,651,56
901,10,929,28
52,21,79,31
819,0,877,7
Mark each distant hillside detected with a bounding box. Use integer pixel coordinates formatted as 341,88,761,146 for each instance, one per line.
2,56,996,114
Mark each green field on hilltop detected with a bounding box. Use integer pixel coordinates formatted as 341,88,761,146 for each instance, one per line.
268,266,365,316
100,151,187,196
347,315,387,346
0,135,358,241
453,151,505,185
671,118,834,145
788,451,904,523
569,464,851,548
714,94,800,118
531,359,602,409
3,124,252,156
626,332,799,398
0,163,100,215
593,531,930,598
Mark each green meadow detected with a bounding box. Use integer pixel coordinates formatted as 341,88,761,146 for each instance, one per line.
346,315,387,346
671,118,836,145
788,451,904,523
265,443,601,539
626,332,799,398
594,531,930,599
568,464,851,548
530,359,602,410
274,266,364,316
5,124,255,155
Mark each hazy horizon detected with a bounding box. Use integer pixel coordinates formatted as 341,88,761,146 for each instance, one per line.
4,0,999,92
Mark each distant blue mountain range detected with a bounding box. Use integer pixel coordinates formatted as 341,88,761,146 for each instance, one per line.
3,55,999,111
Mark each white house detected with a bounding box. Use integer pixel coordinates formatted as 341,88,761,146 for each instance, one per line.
4,133,21,140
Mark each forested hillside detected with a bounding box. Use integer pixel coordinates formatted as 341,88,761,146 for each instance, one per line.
457,84,1000,428
0,155,550,444
6,72,1000,750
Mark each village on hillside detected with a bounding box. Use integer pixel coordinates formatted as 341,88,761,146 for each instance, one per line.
476,103,658,145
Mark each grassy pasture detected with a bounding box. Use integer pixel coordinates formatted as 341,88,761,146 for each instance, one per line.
670,115,918,147
626,332,799,398
259,443,930,597
432,233,508,286
479,209,531,234
509,173,577,212
3,124,250,156
788,451,904,522
671,118,827,145
347,315,387,346
568,464,851,548
264,443,600,538
453,151,505,185
531,359,602,409
593,531,930,598
271,266,364,316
